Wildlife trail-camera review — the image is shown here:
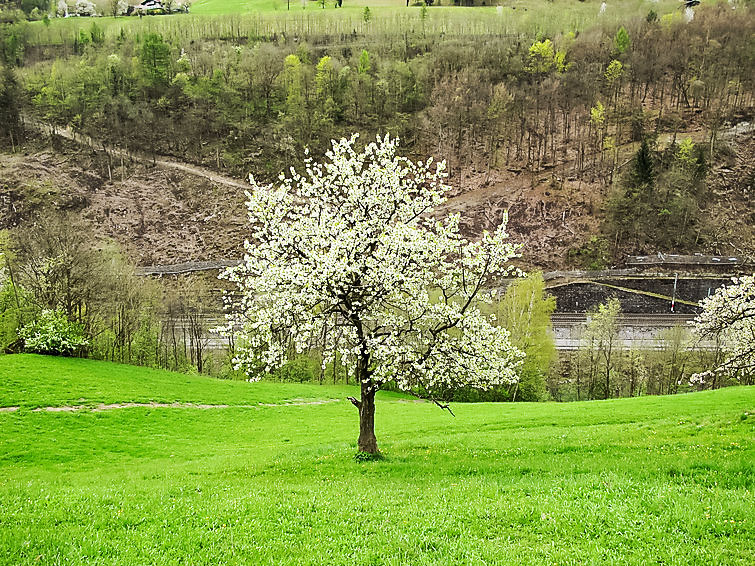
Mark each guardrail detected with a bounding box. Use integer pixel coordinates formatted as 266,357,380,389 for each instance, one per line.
626,253,751,266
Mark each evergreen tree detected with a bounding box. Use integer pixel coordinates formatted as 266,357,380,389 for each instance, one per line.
630,138,654,188
0,64,21,147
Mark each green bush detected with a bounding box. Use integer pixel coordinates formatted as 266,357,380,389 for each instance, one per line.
0,278,36,353
18,310,88,356
274,355,320,383
568,236,610,270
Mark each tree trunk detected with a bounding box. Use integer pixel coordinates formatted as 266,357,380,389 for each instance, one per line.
357,381,379,454
349,362,379,454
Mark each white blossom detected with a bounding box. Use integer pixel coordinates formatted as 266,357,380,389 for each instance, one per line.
220,135,524,396
691,274,755,384
75,0,97,17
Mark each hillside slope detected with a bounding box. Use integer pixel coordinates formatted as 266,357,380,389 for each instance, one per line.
1,355,754,564
0,354,378,408
2,128,753,269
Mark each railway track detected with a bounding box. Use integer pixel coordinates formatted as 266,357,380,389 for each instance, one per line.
552,313,697,326
178,312,706,353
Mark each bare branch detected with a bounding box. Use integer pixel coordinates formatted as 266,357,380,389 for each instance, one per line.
431,398,455,417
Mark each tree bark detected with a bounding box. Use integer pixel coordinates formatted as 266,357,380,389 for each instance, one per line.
348,365,379,454
357,381,378,454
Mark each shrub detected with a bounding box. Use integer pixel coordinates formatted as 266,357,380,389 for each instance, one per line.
0,279,36,353
273,355,320,383
18,310,89,356
568,236,609,270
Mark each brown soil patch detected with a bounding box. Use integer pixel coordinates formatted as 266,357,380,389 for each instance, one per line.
23,399,341,412
0,143,248,266
2,124,753,270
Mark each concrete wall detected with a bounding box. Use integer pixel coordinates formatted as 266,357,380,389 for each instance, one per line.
547,277,730,314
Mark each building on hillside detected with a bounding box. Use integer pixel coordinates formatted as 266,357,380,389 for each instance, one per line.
130,1,189,15
133,0,164,13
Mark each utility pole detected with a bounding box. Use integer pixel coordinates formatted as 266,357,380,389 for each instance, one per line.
671,272,678,313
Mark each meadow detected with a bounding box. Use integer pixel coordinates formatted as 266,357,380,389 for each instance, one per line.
25,0,693,45
1,354,753,564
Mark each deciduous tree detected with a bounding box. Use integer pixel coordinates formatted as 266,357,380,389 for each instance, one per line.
582,298,622,399
495,272,556,401
221,135,523,454
692,275,755,385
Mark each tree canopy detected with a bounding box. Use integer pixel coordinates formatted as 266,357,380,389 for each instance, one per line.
692,275,755,385
221,135,524,453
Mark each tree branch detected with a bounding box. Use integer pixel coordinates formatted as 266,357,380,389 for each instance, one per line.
431,397,455,417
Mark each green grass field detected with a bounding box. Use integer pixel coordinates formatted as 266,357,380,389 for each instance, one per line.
188,0,684,16
1,354,754,564
26,0,695,47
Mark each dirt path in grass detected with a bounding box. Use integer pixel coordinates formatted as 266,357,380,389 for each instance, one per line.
0,399,341,413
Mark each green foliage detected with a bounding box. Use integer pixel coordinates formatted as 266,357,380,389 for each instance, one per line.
12,3,752,186
645,325,694,395
0,355,754,563
0,279,34,352
20,0,48,16
76,28,90,49
553,47,568,73
527,38,553,73
282,53,302,101
677,136,696,166
631,138,654,186
357,48,371,75
0,22,28,66
604,59,623,85
606,135,710,253
495,273,557,401
5,216,221,375
613,25,630,54
589,100,605,126
0,64,21,139
18,309,88,355
89,21,104,46
568,236,609,270
139,33,172,91
527,38,568,74
582,298,622,399
274,354,320,383
443,273,556,403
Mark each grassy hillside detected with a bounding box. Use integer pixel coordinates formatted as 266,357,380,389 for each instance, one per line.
1,355,754,564
0,354,377,408
191,0,286,14
188,0,685,17
28,0,692,42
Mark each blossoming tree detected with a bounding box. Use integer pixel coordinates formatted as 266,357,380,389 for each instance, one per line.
692,274,755,385
221,135,523,454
